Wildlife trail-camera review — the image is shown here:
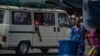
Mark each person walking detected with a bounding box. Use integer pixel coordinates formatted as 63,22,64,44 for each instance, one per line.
70,19,87,56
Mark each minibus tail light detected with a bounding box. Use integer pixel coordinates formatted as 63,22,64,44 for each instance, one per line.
2,36,6,43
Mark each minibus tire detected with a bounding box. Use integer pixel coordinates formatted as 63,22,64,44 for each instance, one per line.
40,49,49,53
15,42,29,55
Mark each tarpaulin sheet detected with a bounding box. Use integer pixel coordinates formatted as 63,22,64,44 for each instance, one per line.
83,0,100,29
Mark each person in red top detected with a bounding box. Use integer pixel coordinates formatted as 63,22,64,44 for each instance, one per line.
34,15,42,42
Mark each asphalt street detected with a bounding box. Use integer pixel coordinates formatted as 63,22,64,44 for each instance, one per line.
0,49,58,56
0,41,91,56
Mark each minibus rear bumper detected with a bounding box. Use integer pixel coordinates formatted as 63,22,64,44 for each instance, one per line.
0,43,8,49
0,44,3,49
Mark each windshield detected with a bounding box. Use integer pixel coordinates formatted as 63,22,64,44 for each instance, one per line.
0,10,4,23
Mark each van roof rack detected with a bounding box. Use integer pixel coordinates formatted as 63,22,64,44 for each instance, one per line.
0,5,66,12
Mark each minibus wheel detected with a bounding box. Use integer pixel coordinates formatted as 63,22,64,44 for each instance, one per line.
15,42,29,55
40,49,49,53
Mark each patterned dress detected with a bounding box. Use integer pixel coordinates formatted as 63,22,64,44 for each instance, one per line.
70,26,86,56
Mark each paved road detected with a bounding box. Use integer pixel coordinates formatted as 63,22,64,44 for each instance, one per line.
0,49,58,56
0,52,58,56
0,41,91,56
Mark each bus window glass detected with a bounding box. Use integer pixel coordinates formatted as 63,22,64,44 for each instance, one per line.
34,13,55,26
44,13,55,26
12,11,32,25
58,14,70,27
34,13,44,25
0,10,4,23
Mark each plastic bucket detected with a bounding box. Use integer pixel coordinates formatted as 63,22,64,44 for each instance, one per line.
59,54,77,56
58,39,80,56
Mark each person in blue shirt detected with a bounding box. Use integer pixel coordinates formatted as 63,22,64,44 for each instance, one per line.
70,19,87,56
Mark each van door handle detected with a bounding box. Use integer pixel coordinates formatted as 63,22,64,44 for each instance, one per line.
54,27,56,32
58,27,60,32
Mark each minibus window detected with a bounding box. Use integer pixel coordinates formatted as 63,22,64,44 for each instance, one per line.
44,13,55,26
34,13,55,26
58,14,70,27
0,10,4,23
12,11,32,25
34,13,44,25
